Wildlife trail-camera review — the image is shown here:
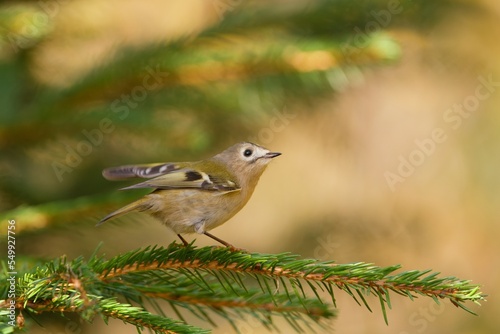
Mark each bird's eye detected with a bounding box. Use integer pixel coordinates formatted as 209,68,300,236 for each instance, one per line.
243,149,253,157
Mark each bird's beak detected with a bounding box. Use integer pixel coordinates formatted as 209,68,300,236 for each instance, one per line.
264,152,281,159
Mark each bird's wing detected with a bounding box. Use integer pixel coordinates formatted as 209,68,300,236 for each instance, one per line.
103,160,240,192
115,167,240,192
102,163,183,180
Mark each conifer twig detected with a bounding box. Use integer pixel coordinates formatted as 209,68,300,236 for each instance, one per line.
1,243,485,333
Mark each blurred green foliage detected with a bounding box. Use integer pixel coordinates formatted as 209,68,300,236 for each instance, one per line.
0,0,466,229
2,1,496,333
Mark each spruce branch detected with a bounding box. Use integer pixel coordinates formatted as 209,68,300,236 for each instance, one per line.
1,243,484,333
10,297,207,334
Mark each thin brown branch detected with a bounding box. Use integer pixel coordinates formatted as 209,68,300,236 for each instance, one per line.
102,309,175,334
140,290,326,317
98,259,462,302
10,299,80,314
8,298,175,334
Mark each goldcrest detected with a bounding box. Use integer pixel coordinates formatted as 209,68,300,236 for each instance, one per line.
98,142,281,248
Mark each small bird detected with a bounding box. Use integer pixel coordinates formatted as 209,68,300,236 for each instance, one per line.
97,142,281,248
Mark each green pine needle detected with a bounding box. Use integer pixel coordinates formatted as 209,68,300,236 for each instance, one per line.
0,243,485,333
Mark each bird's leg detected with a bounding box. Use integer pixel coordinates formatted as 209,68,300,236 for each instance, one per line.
203,231,242,252
177,234,189,247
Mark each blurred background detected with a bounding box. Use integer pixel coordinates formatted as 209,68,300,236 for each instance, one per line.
0,0,499,333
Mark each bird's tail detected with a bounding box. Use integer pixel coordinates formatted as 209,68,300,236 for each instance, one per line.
96,199,146,226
